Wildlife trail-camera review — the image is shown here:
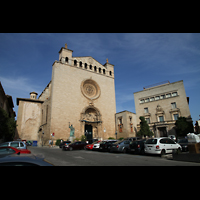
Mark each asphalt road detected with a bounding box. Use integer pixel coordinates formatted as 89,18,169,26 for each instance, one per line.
28,146,200,166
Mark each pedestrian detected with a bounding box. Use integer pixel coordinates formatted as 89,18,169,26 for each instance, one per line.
49,139,52,148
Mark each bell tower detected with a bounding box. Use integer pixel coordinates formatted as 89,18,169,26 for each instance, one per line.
30,92,38,99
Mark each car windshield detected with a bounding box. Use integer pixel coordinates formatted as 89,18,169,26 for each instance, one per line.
145,139,157,144
178,139,188,143
114,140,123,144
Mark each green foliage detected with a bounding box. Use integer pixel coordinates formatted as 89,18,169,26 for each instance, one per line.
137,116,153,138
80,135,86,142
0,108,16,141
118,137,124,140
55,139,62,146
108,137,115,139
175,117,194,138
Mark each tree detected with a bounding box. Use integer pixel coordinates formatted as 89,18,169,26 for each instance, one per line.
137,116,153,138
175,117,194,140
0,108,16,141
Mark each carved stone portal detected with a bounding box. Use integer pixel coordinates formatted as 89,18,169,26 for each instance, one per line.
81,108,101,122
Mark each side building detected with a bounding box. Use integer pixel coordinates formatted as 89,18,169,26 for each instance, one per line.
134,80,192,137
115,110,137,139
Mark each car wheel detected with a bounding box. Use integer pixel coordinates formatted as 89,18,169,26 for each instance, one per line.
69,147,73,151
161,149,166,157
122,148,126,153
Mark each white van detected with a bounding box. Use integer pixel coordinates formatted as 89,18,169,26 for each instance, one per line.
144,137,182,156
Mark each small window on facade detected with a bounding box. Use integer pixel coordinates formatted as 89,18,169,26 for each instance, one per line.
74,60,77,66
119,118,122,124
90,65,92,70
109,71,112,76
160,95,165,99
103,69,106,74
145,98,150,103
171,102,177,109
65,57,68,63
144,107,149,113
99,68,101,73
166,93,171,98
155,96,160,100
94,66,97,72
172,92,178,97
150,97,155,102
173,114,179,120
79,61,82,67
146,118,150,124
159,116,164,122
85,63,87,69
140,99,144,104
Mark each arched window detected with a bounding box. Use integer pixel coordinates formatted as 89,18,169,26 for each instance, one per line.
65,57,68,63
74,60,77,66
103,69,105,74
85,63,87,69
99,68,101,73
94,66,97,72
109,71,112,76
90,65,92,70
80,61,82,67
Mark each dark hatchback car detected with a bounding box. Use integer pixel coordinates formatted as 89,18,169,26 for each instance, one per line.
62,141,86,151
128,139,146,154
99,140,117,152
59,141,71,148
177,138,188,152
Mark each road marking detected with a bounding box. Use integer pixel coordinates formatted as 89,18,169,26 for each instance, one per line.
74,156,84,159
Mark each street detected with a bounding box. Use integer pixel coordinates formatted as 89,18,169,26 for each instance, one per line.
28,146,200,166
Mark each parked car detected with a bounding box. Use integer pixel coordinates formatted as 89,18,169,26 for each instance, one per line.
144,137,182,156
177,138,188,152
168,135,176,141
99,140,117,152
110,140,130,153
0,141,27,150
85,141,101,150
128,139,146,154
62,141,86,151
93,141,101,150
0,147,31,155
126,137,140,142
59,141,71,148
0,154,53,166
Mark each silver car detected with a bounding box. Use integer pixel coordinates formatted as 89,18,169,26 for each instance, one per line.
110,140,130,153
0,141,27,150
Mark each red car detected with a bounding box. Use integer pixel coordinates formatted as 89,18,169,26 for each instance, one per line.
85,141,101,150
0,147,31,154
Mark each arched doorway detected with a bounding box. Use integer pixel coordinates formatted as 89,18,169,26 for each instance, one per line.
85,124,93,143
80,106,102,143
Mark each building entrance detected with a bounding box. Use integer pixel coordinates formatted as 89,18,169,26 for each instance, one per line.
85,124,93,144
158,127,167,137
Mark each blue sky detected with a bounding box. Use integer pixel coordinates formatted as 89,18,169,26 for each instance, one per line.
0,33,200,123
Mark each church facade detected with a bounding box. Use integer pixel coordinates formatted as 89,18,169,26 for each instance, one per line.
16,44,116,146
